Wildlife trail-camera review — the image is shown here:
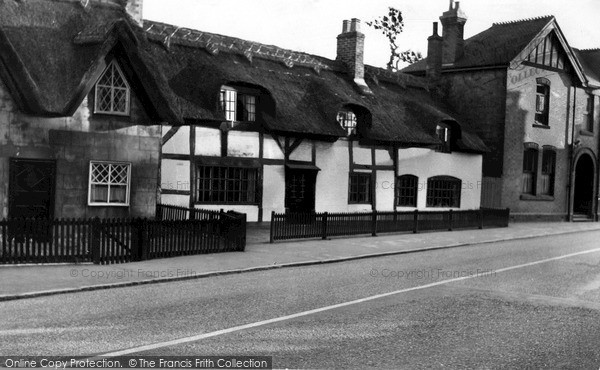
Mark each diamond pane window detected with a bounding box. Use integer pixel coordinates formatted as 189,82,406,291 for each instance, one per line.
89,162,131,206
95,61,131,116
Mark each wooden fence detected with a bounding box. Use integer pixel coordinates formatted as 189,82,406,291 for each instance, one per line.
0,205,246,265
270,208,510,243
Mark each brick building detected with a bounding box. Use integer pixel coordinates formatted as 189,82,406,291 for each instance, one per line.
404,0,599,221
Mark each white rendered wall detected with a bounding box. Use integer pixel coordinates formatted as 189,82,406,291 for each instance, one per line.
396,148,483,210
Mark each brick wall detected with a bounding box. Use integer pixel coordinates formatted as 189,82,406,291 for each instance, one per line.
440,69,508,178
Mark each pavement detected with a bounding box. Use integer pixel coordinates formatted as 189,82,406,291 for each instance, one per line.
1,222,600,301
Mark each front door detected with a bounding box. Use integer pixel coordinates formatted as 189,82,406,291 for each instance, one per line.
285,169,316,213
9,158,56,219
573,154,595,218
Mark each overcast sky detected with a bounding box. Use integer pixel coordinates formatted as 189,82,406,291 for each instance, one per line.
143,0,600,69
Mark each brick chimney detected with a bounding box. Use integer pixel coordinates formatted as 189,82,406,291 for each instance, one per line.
336,18,372,95
439,0,467,64
124,0,143,27
427,22,443,79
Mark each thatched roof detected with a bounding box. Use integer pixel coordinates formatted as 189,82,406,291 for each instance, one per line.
0,0,179,122
0,0,487,152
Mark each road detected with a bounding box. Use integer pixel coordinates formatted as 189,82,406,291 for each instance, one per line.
2,231,600,369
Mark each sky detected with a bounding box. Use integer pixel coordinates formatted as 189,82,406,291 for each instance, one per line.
143,0,600,69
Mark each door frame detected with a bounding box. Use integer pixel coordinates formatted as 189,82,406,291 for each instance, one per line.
569,149,597,220
8,158,57,219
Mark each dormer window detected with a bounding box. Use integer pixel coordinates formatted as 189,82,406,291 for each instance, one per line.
436,123,451,153
94,61,130,116
337,109,357,136
219,85,257,122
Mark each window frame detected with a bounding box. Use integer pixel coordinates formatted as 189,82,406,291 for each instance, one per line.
195,164,259,205
436,123,451,153
396,174,419,207
348,172,372,204
88,161,132,207
337,109,358,136
534,78,551,126
426,176,462,208
219,85,258,123
522,147,538,195
94,60,131,116
540,148,556,196
585,94,595,133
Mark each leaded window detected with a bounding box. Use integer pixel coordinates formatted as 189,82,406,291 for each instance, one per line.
349,172,371,204
89,162,131,206
397,175,418,207
337,110,358,136
196,165,258,204
426,176,461,208
94,61,130,115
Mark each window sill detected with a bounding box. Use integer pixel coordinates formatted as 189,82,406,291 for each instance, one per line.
425,206,460,209
532,124,550,129
579,130,594,137
88,203,130,207
520,194,555,201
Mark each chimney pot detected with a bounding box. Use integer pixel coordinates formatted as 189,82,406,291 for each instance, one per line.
350,18,361,32
342,20,350,33
433,22,439,35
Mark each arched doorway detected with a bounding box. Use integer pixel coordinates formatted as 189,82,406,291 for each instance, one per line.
573,153,595,218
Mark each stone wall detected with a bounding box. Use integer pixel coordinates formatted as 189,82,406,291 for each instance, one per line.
0,75,161,219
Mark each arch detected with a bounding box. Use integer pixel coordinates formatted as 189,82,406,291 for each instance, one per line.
572,149,597,219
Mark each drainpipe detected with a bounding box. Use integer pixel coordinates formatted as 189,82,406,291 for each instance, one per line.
568,86,577,221
596,93,600,221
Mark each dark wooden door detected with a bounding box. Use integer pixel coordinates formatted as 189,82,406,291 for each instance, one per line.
9,158,56,219
573,155,595,217
285,169,316,213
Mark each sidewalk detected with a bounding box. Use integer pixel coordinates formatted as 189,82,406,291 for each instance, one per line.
1,222,600,301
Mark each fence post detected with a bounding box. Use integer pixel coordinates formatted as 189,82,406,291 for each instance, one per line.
91,217,101,264
371,210,377,237
448,209,453,231
135,218,149,261
413,210,419,234
505,208,511,227
478,209,484,229
269,211,275,244
322,212,328,240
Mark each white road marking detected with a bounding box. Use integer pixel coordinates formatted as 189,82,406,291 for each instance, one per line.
99,246,600,356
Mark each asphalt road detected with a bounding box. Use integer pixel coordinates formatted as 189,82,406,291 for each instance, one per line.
2,231,600,369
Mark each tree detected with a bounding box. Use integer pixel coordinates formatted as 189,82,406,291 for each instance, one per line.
366,7,423,71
